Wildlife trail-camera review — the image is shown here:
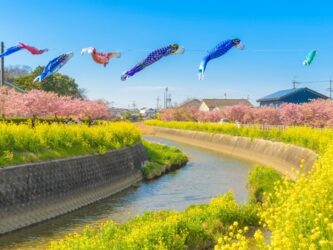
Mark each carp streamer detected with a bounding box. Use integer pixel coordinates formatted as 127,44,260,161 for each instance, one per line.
303,50,316,66
0,42,48,57
81,47,121,67
121,44,184,81
198,38,244,80
34,52,74,82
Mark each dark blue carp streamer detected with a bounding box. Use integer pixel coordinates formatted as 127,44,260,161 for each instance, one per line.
198,38,244,80
34,52,74,82
121,44,184,81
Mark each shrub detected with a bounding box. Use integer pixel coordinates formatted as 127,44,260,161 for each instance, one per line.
47,192,259,250
142,141,188,179
248,165,283,203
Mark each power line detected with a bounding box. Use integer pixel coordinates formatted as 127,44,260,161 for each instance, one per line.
292,78,333,99
0,40,323,54
294,80,328,84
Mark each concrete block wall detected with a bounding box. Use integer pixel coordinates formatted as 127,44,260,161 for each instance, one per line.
152,127,317,177
0,142,147,234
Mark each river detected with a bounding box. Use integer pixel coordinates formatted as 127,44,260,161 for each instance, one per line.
0,135,253,249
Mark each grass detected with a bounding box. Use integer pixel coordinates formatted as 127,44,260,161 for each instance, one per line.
142,140,188,179
248,165,283,203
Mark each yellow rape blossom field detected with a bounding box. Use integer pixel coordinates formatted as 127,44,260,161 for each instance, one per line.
48,192,258,250
144,120,333,249
43,119,333,249
0,121,141,167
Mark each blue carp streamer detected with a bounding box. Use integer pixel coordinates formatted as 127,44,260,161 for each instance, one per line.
0,42,48,58
198,38,244,80
0,45,23,58
34,52,74,82
121,44,184,81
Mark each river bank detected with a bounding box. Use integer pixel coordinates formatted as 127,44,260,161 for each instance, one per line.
0,136,253,250
140,123,317,177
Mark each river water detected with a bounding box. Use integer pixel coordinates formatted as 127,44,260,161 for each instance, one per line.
0,135,253,249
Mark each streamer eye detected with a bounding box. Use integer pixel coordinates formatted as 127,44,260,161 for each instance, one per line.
171,44,179,52
232,38,241,45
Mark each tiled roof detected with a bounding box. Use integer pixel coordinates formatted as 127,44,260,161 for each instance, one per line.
178,99,202,109
202,98,252,109
257,88,328,102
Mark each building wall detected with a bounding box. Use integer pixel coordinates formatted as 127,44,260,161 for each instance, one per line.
259,101,282,107
199,102,210,112
0,143,147,234
283,90,326,104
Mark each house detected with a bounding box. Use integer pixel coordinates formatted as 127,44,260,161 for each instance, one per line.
257,87,329,107
178,99,202,109
139,107,156,118
110,107,130,119
199,98,252,112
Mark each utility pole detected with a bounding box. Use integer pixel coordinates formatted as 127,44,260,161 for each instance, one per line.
291,78,332,99
0,42,4,87
131,101,136,110
164,87,168,109
167,93,172,107
328,77,333,100
292,80,296,89
156,96,160,110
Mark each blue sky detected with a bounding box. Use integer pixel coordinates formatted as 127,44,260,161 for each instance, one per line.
2,0,333,108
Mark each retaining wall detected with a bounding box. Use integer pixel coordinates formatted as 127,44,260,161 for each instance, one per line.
151,127,317,176
0,142,147,234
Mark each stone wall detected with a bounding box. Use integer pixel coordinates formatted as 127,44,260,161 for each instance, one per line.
0,142,147,234
151,127,317,177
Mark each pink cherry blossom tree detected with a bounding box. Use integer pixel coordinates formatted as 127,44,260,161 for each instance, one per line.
0,88,111,120
160,99,333,127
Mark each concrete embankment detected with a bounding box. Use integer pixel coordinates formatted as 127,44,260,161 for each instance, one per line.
145,127,317,177
0,142,147,234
